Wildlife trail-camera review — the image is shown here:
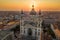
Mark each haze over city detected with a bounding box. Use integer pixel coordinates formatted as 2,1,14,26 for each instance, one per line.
0,0,60,11
0,0,60,40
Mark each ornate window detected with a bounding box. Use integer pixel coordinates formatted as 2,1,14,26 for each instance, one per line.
38,32,40,36
35,29,37,36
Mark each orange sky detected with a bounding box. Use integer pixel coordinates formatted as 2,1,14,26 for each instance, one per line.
0,0,60,11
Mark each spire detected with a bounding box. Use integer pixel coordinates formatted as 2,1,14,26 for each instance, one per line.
21,10,24,14
32,4,34,10
29,0,36,15
30,4,36,15
39,10,41,15
32,4,34,8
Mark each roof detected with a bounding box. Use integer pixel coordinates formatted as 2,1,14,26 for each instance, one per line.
0,30,12,40
23,21,37,27
30,9,36,15
52,24,60,38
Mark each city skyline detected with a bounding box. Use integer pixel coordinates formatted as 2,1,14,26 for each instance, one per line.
0,0,60,11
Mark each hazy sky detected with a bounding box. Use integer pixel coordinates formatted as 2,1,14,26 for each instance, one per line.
0,0,60,11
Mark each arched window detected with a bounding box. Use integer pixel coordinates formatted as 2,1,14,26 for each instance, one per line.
28,28,32,36
35,29,37,36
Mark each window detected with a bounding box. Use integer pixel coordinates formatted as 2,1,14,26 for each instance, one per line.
20,29,22,33
35,31,37,35
35,29,37,36
24,28,25,33
38,32,40,35
38,29,40,31
24,30,25,33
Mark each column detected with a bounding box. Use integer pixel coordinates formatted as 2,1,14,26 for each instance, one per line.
25,29,28,35
32,29,35,36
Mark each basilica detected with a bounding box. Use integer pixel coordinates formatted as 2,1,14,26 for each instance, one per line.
20,4,42,40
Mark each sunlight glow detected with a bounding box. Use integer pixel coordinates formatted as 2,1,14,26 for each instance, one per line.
29,0,37,9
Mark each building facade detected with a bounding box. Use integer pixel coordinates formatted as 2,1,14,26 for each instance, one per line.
20,5,42,40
